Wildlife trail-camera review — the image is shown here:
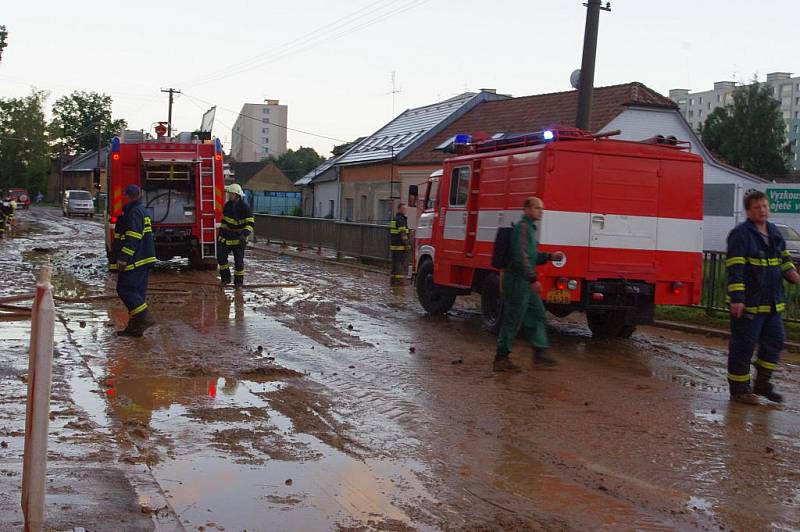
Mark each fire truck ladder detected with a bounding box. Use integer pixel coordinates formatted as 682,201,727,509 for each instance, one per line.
464,159,482,258
198,147,218,260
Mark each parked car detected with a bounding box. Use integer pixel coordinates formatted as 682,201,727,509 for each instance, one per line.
62,189,95,217
775,223,800,261
8,188,31,209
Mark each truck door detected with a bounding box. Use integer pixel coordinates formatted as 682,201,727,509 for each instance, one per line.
588,155,659,275
440,165,471,259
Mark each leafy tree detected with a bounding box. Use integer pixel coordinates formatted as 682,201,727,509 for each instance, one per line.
50,91,127,155
269,146,326,180
0,90,50,193
700,81,788,176
0,25,8,62
331,138,363,157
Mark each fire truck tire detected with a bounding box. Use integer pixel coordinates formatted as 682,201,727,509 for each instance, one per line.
586,310,626,338
480,272,503,334
617,325,637,339
415,260,455,315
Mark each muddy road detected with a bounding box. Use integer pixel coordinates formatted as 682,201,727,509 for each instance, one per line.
1,206,799,531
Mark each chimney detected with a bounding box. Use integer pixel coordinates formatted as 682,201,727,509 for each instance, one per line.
479,88,497,94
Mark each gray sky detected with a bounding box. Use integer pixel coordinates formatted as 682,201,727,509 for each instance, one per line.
1,0,796,157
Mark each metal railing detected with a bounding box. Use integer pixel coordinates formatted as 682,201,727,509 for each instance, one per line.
695,251,800,323
253,214,391,262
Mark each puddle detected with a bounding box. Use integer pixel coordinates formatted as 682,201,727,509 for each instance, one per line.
67,370,111,429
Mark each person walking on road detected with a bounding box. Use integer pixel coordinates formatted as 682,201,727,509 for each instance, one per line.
218,184,254,289
725,190,799,404
389,203,410,286
494,196,564,372
110,184,157,337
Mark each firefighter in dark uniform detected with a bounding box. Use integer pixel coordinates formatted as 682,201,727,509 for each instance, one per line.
389,203,410,286
218,183,254,288
494,197,564,372
109,184,157,337
0,193,12,239
725,190,799,404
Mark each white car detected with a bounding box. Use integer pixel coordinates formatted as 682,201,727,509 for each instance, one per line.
62,190,95,218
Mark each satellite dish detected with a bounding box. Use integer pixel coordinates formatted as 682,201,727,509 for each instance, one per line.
570,69,581,89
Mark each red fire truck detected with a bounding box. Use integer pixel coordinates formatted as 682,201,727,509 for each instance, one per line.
105,134,224,269
414,128,704,338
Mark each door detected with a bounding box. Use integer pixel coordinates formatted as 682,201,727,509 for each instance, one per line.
441,165,471,258
589,155,659,275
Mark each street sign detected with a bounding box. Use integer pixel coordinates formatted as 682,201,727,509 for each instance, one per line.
767,188,800,214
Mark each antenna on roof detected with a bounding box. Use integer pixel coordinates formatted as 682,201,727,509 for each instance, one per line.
387,71,402,117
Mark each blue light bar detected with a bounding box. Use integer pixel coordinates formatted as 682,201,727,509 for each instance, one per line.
454,134,472,145
215,138,223,153
542,130,555,141
111,137,121,152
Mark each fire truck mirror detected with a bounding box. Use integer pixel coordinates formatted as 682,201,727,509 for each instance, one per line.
408,185,418,197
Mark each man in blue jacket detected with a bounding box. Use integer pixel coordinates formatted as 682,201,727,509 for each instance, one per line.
726,190,800,404
110,184,157,337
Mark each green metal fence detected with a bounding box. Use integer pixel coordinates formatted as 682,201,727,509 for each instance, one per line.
695,251,800,323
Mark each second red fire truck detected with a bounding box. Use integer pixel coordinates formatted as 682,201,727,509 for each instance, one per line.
414,128,704,338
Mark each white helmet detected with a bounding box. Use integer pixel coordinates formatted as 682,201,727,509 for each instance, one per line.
225,183,244,197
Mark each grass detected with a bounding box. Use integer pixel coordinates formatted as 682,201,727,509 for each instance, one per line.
656,305,800,344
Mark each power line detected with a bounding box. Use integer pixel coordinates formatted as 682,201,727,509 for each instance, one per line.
182,92,348,143
181,0,430,88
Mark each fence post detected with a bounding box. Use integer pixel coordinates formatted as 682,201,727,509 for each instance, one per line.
22,266,55,532
706,252,716,315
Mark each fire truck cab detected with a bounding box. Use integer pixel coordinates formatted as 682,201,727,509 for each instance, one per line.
106,135,224,269
414,129,704,338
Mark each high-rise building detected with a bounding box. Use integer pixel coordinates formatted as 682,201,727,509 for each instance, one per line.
670,72,800,170
230,100,288,162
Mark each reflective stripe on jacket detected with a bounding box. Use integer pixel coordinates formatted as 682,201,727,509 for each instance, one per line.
109,199,156,271
219,199,254,245
726,220,796,313
389,213,409,251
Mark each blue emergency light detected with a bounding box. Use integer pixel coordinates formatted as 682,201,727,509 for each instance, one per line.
454,134,472,145
215,138,223,153
542,130,555,141
111,137,121,152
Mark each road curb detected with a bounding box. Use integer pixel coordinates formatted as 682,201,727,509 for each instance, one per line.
652,319,800,352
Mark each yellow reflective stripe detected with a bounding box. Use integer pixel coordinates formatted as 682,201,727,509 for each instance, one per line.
727,283,745,292
243,225,253,233
782,250,791,257
744,304,782,313
776,303,786,312
121,246,135,256
143,227,152,233
746,257,781,266
125,230,143,239
130,303,148,316
390,245,406,251
240,217,255,224
754,358,779,371
219,264,230,270
727,372,751,382
135,257,156,268
781,262,796,272
726,257,746,266
108,263,118,270
223,216,237,225
234,271,245,276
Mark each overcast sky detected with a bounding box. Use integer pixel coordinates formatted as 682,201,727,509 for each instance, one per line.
1,0,796,157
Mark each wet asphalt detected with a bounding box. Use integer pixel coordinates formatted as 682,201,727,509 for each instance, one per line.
0,206,799,532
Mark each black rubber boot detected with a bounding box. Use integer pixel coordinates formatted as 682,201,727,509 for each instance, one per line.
753,368,783,403
729,379,759,405
533,348,557,367
234,276,244,289
137,311,156,335
493,355,521,372
220,269,232,285
117,315,141,337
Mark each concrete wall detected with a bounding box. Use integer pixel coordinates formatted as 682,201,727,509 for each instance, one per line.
313,180,340,219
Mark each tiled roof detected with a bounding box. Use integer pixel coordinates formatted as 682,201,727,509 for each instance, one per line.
336,91,507,166
295,155,342,186
403,83,677,164
62,147,110,172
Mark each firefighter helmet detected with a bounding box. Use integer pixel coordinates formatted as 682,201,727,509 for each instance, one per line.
225,184,244,197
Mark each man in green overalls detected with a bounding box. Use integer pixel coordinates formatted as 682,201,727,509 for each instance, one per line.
494,196,564,372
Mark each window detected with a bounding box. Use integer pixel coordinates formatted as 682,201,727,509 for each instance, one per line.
698,97,703,105
717,94,721,103
448,166,470,206
262,118,270,123
689,98,694,106
360,195,367,218
708,102,712,110
262,108,270,114
262,128,269,134
262,137,268,143
688,110,694,118
328,200,335,218
345,198,354,221
698,109,703,118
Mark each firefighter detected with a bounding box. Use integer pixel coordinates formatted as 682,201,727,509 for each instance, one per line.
389,203,410,286
110,184,157,337
218,183,254,288
725,190,800,404
494,196,564,372
0,194,11,239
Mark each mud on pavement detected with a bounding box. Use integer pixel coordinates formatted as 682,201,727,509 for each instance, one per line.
1,206,799,531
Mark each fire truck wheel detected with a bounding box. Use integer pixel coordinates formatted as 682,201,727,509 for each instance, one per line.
617,325,636,339
586,310,626,339
480,272,503,334
415,260,455,315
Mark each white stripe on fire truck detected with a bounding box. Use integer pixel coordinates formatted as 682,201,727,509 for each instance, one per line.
473,210,702,254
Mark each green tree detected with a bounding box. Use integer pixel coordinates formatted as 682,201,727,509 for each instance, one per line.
0,90,50,193
50,91,127,155
269,146,326,181
0,25,8,63
700,81,788,176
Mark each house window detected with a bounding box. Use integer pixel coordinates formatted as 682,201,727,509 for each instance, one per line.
698,109,703,118
262,118,270,123
263,108,270,114
328,200,335,218
448,166,470,206
717,94,721,103
262,128,269,134
262,137,268,143
360,195,367,219
689,98,694,106
708,102,712,110
688,110,694,118
698,97,703,105
345,198,354,221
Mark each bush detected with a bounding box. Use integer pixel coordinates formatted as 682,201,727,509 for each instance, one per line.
290,205,303,217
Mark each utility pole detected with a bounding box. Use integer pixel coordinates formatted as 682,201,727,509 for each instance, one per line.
160,87,181,137
575,0,611,131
